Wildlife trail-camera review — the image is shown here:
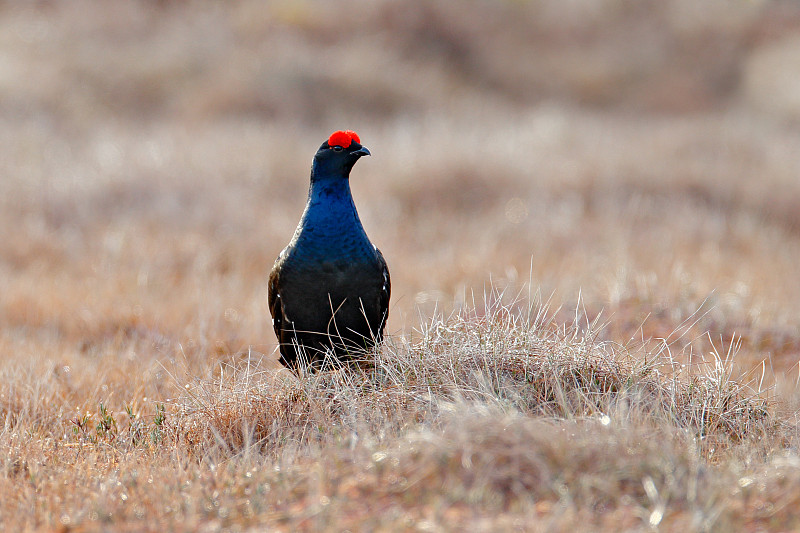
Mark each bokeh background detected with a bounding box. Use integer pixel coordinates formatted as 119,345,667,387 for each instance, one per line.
2,0,800,384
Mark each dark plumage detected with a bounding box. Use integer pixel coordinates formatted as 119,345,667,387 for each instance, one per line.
268,131,390,371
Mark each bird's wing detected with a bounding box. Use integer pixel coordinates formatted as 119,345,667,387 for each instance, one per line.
269,252,300,369
375,247,391,334
268,262,283,336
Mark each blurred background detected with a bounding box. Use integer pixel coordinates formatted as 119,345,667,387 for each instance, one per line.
1,0,799,379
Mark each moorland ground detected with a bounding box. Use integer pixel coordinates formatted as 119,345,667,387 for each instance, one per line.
2,1,800,531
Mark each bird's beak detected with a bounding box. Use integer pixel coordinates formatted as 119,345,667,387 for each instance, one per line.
353,146,371,157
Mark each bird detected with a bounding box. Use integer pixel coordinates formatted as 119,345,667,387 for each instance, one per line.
268,130,390,371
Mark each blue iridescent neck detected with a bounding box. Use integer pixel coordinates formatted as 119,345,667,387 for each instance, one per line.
303,165,359,226
290,163,373,260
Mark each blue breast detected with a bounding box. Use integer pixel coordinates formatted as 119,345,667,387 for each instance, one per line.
286,175,377,267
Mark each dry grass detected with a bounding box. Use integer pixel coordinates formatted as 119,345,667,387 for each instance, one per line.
180,294,779,458
2,298,793,531
2,1,800,531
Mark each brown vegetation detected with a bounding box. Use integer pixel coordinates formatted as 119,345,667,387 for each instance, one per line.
2,1,800,530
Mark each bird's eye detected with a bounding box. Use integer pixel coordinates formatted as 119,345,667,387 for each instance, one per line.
331,145,344,152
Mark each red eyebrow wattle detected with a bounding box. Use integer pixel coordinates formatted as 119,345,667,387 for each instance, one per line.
328,130,360,148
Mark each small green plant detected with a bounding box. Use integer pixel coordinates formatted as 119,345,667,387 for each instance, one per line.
71,402,167,448
95,402,118,443
71,413,95,444
151,403,166,445
71,403,119,445
126,404,149,446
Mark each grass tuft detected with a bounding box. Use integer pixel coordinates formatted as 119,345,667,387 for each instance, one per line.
176,295,778,461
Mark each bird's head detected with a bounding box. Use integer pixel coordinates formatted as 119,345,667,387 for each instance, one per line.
312,130,370,178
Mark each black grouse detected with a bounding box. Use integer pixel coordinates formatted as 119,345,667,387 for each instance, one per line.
268,130,390,370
